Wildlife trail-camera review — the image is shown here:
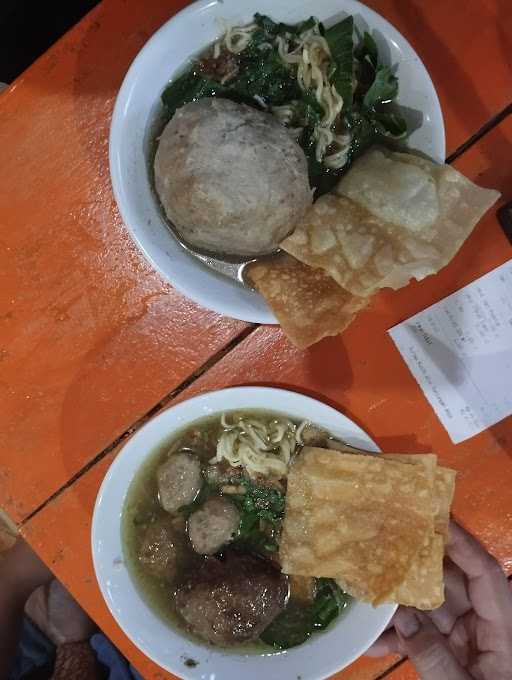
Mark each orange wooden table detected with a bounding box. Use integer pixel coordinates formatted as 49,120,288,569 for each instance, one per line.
2,1,512,679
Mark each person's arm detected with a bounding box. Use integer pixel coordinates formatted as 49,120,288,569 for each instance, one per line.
0,539,53,680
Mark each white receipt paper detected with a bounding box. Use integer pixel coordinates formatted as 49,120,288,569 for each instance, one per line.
389,260,512,444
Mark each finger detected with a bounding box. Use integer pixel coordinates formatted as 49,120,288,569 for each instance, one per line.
443,559,471,616
447,521,512,625
469,650,512,680
448,616,470,667
384,617,395,631
395,610,471,679
365,629,400,657
427,560,471,634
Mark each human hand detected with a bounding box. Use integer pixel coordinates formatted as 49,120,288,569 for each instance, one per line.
26,580,96,645
2,538,53,600
366,521,512,679
0,540,54,679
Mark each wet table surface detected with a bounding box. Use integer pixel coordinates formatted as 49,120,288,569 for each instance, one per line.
1,0,512,678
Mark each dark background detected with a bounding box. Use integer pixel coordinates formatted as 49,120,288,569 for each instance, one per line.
0,0,100,83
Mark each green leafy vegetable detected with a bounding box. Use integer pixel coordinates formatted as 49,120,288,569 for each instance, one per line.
363,65,399,109
311,578,350,629
230,480,285,554
325,16,354,109
161,70,225,119
254,13,317,37
353,31,378,101
345,110,381,156
260,600,314,649
160,70,256,119
236,511,279,554
371,110,408,138
232,479,285,521
261,579,350,649
233,48,301,106
158,12,408,200
295,90,324,127
354,31,378,70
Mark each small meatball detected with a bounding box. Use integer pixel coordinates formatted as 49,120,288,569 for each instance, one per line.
137,518,184,581
175,552,288,645
157,452,202,513
188,496,240,555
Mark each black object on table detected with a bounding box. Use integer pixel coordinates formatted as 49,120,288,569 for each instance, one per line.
0,0,99,83
497,201,512,246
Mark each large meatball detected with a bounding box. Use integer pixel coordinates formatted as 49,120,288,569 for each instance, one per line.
154,97,312,257
157,452,202,513
175,552,288,645
188,496,240,555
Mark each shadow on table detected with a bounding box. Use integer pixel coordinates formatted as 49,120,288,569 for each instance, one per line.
220,332,355,403
488,418,512,461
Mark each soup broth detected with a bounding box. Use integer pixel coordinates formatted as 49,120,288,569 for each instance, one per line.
122,409,351,651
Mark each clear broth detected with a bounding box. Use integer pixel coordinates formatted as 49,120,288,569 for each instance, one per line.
122,409,351,653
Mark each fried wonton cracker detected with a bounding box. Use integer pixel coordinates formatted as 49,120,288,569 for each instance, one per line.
337,449,446,608
329,448,439,490
382,452,438,488
280,448,434,605
381,455,456,608
281,147,500,297
382,453,455,539
246,255,368,348
433,466,456,539
336,448,455,606
392,532,445,609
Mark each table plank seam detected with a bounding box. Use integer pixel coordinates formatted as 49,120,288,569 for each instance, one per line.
374,658,406,679
19,323,257,526
446,102,512,164
14,102,512,526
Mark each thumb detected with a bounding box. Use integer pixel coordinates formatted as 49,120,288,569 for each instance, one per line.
395,610,470,680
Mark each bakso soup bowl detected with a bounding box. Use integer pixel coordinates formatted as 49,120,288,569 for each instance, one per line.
109,0,445,324
92,387,397,680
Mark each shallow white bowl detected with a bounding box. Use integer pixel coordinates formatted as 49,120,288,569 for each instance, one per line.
92,387,396,680
109,0,445,324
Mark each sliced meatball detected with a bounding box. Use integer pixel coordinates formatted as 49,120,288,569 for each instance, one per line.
300,424,330,448
188,496,240,555
175,552,288,645
252,473,285,494
205,463,245,486
326,438,351,452
137,518,185,582
289,575,316,603
157,452,202,513
198,52,239,82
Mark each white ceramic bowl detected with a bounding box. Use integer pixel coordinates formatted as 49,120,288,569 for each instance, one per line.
92,387,396,680
109,0,445,324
